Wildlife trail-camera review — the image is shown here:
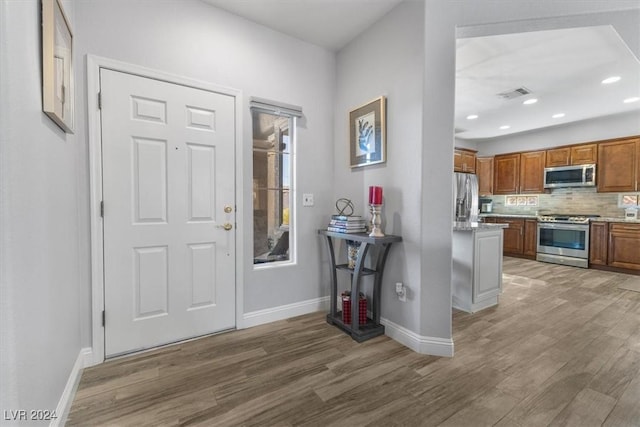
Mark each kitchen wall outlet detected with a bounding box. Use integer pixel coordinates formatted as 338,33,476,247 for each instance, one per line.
302,193,314,207
395,282,406,302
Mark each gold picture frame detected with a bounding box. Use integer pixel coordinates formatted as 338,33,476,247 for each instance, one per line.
349,96,386,168
42,0,74,133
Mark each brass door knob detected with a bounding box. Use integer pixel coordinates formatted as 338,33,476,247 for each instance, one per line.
217,222,233,231
224,205,233,213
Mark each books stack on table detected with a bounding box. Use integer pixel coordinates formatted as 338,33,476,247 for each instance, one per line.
327,215,367,234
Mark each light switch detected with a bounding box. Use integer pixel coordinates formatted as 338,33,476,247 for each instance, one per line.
302,193,314,207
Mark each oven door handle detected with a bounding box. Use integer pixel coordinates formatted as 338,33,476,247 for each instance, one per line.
537,223,589,231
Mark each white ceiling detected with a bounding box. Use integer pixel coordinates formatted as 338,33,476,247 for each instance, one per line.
201,0,403,51
455,26,640,140
200,2,639,141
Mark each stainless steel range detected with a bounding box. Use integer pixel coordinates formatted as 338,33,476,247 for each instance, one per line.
536,214,600,268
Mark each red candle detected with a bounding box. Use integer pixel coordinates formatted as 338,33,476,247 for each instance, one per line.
370,186,383,205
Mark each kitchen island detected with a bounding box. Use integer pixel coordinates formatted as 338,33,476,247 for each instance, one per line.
452,222,508,313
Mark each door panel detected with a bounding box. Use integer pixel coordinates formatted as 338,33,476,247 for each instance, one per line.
133,137,168,223
101,69,236,357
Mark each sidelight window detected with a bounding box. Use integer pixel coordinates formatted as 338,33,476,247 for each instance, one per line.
250,98,301,266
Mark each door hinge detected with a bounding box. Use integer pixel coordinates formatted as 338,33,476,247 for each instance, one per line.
98,92,102,110
102,310,105,327
100,201,104,218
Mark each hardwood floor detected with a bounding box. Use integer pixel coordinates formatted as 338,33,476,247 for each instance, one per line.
68,258,640,426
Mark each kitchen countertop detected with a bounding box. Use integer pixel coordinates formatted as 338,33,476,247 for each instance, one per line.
591,217,640,224
479,213,640,224
479,213,539,219
453,221,509,231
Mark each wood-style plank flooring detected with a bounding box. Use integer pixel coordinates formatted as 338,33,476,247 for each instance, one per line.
68,258,640,426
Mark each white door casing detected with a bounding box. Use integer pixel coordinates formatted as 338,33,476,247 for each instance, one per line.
101,69,236,357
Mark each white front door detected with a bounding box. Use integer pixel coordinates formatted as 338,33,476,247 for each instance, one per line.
101,69,236,357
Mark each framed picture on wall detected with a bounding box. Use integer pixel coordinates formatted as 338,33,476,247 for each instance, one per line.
42,0,74,133
349,96,386,168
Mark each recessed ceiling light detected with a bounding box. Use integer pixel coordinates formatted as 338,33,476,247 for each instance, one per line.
523,98,538,105
552,113,565,119
623,97,640,103
499,125,510,130
466,114,479,120
602,76,621,84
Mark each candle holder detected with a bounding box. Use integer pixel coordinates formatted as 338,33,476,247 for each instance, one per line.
369,204,384,237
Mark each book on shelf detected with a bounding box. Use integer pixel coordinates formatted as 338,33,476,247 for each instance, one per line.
329,219,366,227
327,226,366,233
330,215,363,221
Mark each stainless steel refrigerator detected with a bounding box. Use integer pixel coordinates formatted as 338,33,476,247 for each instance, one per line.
453,172,479,223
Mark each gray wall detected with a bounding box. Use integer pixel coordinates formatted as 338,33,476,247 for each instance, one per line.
73,0,336,320
334,1,425,332
0,0,83,419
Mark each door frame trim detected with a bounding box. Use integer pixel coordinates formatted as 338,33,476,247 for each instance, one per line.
87,55,244,365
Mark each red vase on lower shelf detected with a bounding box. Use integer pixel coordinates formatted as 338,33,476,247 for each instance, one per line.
341,291,367,325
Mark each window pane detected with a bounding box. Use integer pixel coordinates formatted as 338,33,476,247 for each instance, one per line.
252,107,293,265
253,189,290,264
253,151,291,190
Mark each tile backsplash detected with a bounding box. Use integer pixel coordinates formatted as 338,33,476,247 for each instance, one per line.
489,187,628,218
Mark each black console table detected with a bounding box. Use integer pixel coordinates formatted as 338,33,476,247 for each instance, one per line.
318,230,402,342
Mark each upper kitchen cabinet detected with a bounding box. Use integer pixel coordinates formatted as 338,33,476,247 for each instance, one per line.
570,144,598,165
546,147,570,167
494,151,545,194
598,137,640,192
454,148,477,173
546,143,597,167
476,157,494,196
493,153,520,194
519,151,546,193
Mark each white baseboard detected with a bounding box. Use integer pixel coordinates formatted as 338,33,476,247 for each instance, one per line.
51,347,92,427
243,296,330,328
381,317,454,357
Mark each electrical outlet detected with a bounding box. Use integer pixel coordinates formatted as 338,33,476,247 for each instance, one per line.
395,282,407,302
302,193,314,207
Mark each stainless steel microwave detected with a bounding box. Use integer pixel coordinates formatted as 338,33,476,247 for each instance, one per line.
543,164,596,189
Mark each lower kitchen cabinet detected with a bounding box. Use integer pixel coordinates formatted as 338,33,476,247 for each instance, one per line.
589,221,640,273
484,216,537,259
609,223,640,270
452,226,504,313
523,219,538,257
501,218,524,255
589,222,608,266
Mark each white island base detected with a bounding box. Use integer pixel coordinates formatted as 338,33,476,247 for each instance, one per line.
452,223,506,313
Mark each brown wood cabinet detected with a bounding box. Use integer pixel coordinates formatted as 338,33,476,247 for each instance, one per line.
485,216,536,259
454,148,476,173
546,143,597,167
546,147,570,167
502,218,524,255
571,144,597,165
523,219,538,257
476,157,494,196
494,153,520,195
519,151,546,193
589,222,608,266
598,138,639,192
608,223,640,270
